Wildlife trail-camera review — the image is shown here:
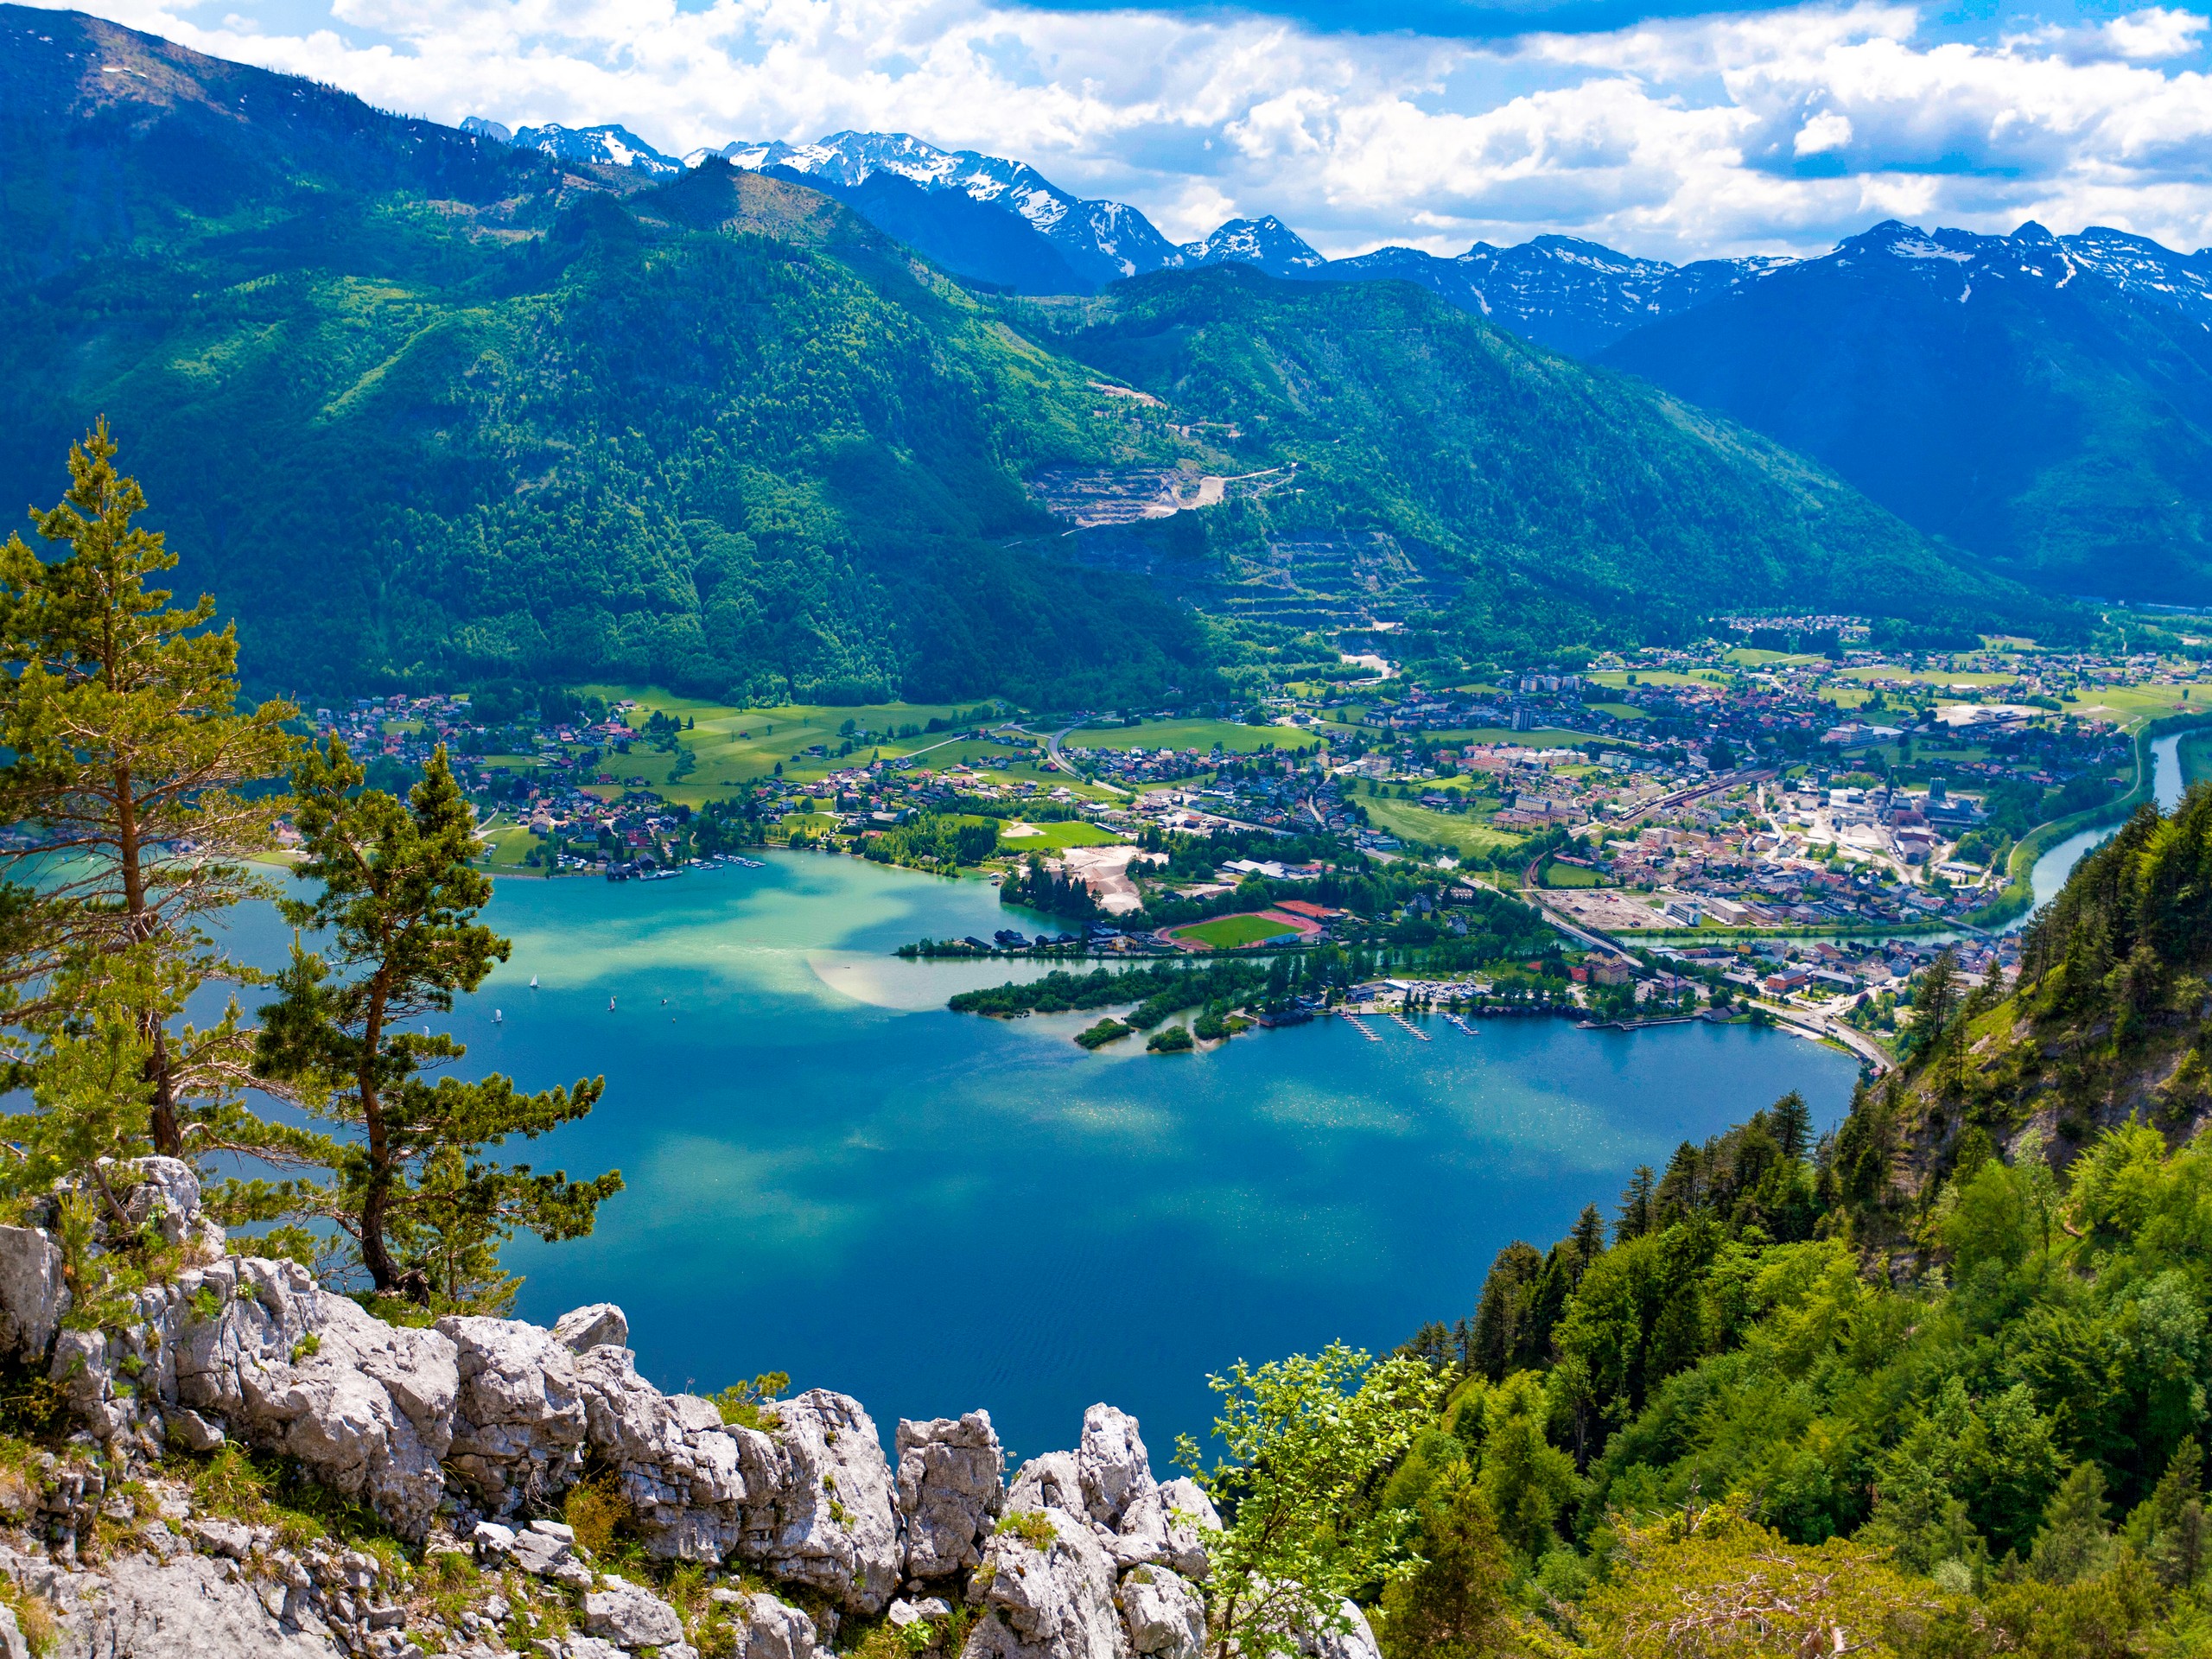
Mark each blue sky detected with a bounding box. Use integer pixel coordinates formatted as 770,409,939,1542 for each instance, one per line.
46,0,2212,258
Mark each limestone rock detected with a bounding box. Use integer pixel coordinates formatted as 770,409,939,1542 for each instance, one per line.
721,1590,819,1659
734,1389,900,1613
1005,1452,1082,1516
169,1258,459,1540
575,1345,748,1561
0,1227,66,1362
1119,1566,1205,1659
896,1412,1004,1580
512,1521,594,1588
583,1574,685,1648
56,1550,339,1657
0,1605,21,1659
1077,1406,1150,1530
1108,1478,1217,1579
116,1157,202,1245
436,1314,588,1516
890,1596,955,1644
961,1506,1128,1659
554,1304,630,1352
1292,1600,1382,1659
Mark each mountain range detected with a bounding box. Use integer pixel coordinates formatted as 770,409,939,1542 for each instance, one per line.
0,3,2050,704
467,118,2212,606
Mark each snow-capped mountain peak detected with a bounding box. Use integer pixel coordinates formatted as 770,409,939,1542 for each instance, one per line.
1178,216,1325,276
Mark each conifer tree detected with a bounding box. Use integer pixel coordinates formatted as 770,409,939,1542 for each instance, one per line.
1376,1460,1510,1659
253,740,621,1306
1768,1090,1812,1161
1615,1165,1656,1243
0,421,299,1158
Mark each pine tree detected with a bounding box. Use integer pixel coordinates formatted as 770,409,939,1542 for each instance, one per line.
253,740,622,1307
2133,1438,2209,1590
1769,1090,1812,1161
1377,1459,1511,1659
1615,1165,1656,1243
0,421,299,1157
2028,1461,2118,1586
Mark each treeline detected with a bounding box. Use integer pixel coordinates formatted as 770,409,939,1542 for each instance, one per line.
1352,1093,2212,1652
860,812,1000,871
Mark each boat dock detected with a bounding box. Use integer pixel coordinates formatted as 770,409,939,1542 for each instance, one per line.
1339,1010,1381,1041
1388,1012,1431,1041
1442,1012,1476,1036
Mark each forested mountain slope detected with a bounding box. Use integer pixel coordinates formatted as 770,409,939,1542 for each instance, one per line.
1026,270,2060,660
0,7,2056,697
1599,222,2212,606
1370,790,2212,1652
0,8,1216,702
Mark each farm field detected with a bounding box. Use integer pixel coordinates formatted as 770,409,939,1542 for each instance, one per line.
1837,665,2018,687
572,687,1050,802
1586,670,1728,689
1363,798,1525,859
1542,861,1606,888
998,820,1124,852
1062,718,1321,756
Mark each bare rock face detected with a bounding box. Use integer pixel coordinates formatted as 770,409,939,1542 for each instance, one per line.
1006,1452,1083,1516
1120,1566,1207,1659
1011,1409,1216,1581
168,1258,458,1539
734,1389,901,1613
1077,1406,1150,1531
896,1412,1005,1580
1291,1601,1382,1659
115,1157,203,1245
583,1573,687,1647
436,1314,588,1516
553,1303,630,1353
0,1228,66,1363
719,1588,820,1659
574,1345,749,1561
963,1507,1129,1659
53,1549,340,1657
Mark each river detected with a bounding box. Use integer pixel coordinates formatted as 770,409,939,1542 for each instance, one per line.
209,852,1862,1457
2023,732,2191,919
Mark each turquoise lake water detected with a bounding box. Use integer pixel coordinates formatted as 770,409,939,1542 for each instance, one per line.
216,851,1858,1459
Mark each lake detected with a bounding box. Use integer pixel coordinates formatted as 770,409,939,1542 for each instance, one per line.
213,850,1859,1460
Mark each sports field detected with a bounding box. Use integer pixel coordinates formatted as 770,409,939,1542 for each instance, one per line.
1167,911,1316,950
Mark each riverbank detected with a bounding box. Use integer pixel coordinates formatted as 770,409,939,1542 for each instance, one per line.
1969,709,2212,929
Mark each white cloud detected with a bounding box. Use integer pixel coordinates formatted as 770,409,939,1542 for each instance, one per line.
43,0,2212,259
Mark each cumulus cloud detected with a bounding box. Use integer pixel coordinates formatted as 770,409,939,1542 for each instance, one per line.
41,0,2212,259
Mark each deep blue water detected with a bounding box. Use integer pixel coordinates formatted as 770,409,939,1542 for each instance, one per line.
219,852,1859,1463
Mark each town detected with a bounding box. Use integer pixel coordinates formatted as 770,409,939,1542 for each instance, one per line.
288,613,2209,1067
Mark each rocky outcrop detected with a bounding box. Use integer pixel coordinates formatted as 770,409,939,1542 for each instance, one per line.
1121,1565,1207,1659
0,1168,1227,1659
733,1389,901,1612
963,1509,1128,1659
715,1587,821,1659
0,1228,65,1363
573,1345,749,1561
54,1549,340,1658
554,1303,630,1352
898,1412,1005,1580
438,1314,588,1516
169,1257,458,1540
583,1574,686,1647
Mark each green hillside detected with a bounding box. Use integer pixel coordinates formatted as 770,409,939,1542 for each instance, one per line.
0,9,1211,705
1024,270,2062,664
0,8,2058,702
